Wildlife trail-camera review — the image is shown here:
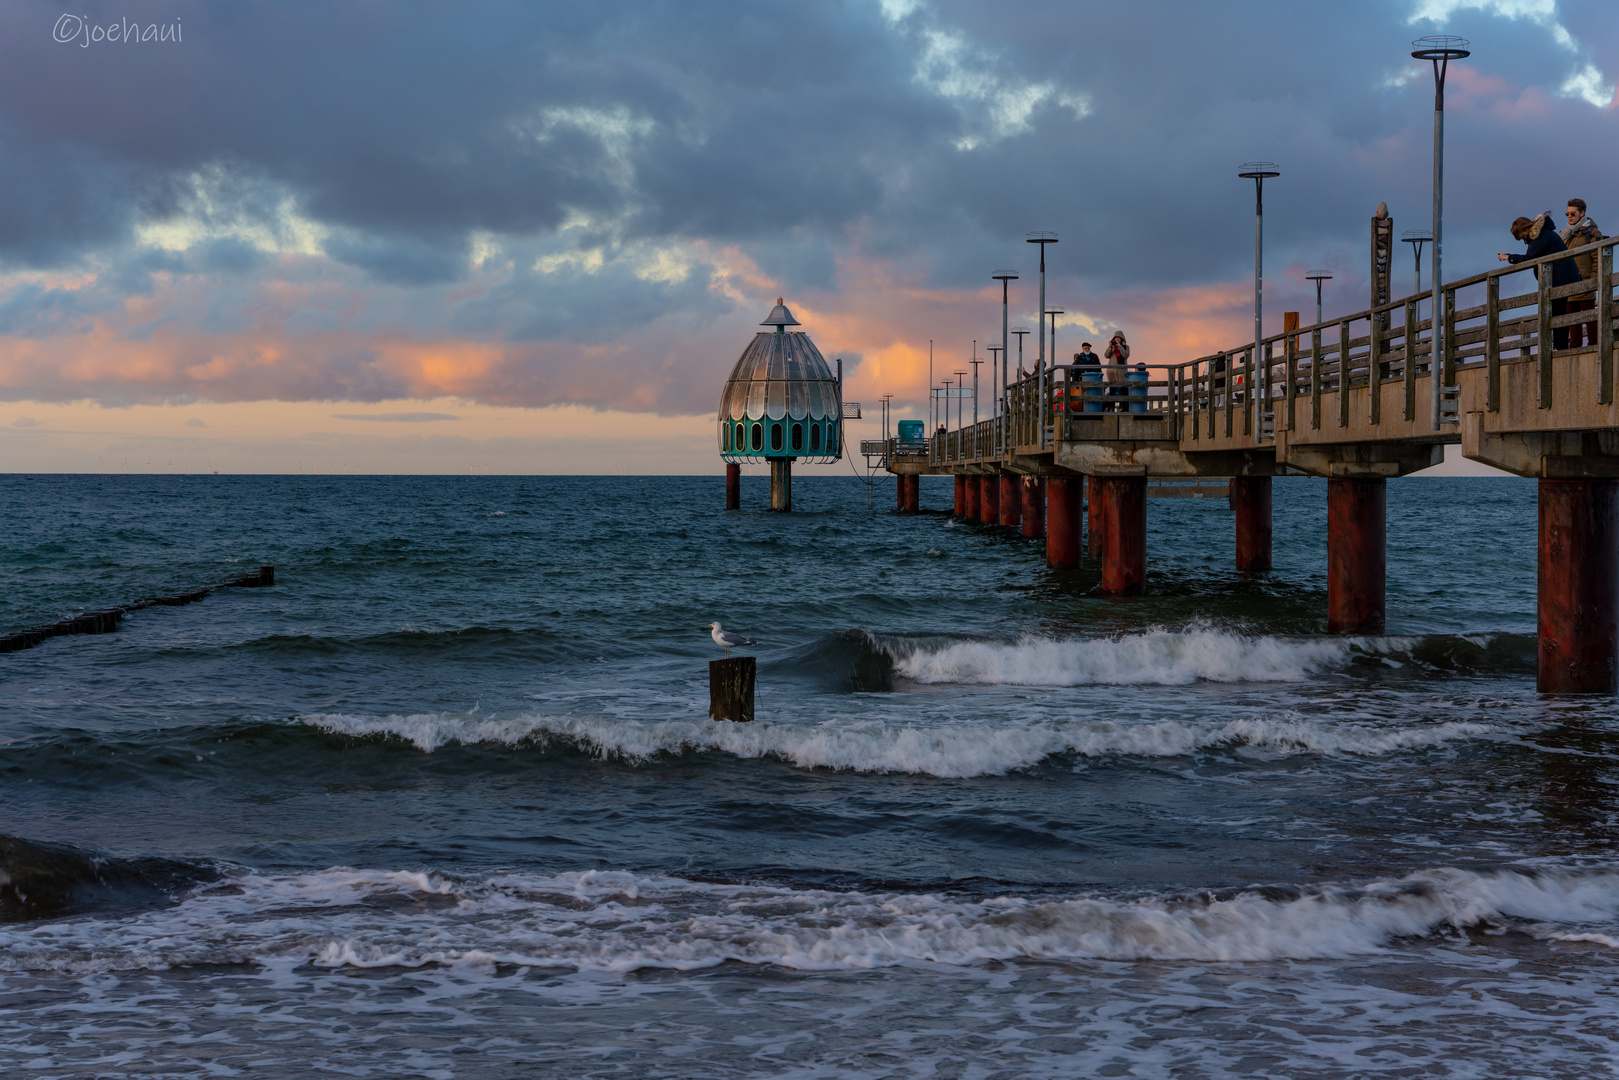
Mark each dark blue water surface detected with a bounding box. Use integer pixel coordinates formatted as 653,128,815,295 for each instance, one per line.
3,474,1618,1079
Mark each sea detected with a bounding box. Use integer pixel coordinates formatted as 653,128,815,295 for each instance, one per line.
2,472,1617,1079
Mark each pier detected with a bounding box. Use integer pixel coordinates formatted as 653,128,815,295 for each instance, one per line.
874,230,1619,693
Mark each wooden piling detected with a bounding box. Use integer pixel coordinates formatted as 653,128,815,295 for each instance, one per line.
1538,479,1619,693
1327,479,1386,634
1232,476,1273,572
710,657,756,722
1021,476,1044,538
1046,476,1081,569
1099,477,1147,595
999,474,1020,529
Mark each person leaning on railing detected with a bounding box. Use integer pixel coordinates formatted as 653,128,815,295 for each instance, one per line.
1498,211,1581,350
1559,198,1603,349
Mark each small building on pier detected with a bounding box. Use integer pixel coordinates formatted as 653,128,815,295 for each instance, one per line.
718,299,843,511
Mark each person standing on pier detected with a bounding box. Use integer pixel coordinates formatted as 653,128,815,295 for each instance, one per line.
1499,213,1580,349
1075,344,1104,413
1559,199,1603,348
1103,331,1131,412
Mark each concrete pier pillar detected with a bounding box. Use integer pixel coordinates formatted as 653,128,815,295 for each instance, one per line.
769,459,792,512
1098,477,1147,595
954,475,967,518
1021,477,1045,538
1232,476,1273,571
981,475,1000,525
1087,476,1105,559
965,475,981,521
1326,478,1385,633
896,473,908,513
1046,476,1081,569
726,463,741,510
903,475,920,514
1000,474,1020,529
1538,479,1619,693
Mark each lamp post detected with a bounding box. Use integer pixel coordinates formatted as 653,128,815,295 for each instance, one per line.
1305,270,1333,327
1238,163,1279,410
1402,231,1431,362
1012,327,1030,378
993,270,1018,427
954,370,967,431
1412,34,1469,428
970,345,983,426
987,345,1003,414
1026,232,1058,447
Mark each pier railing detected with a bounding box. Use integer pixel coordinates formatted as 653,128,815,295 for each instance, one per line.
1169,235,1616,445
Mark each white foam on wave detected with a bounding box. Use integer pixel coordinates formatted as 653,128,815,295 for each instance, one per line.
6,865,1619,976
884,629,1349,687
301,711,1491,777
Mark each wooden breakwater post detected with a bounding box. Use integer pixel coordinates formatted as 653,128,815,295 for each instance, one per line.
709,657,756,722
0,565,275,654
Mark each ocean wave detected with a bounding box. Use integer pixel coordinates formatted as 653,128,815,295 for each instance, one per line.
6,865,1617,975
857,628,1534,688
300,711,1491,777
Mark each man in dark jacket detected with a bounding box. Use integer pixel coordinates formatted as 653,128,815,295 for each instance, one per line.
1560,198,1602,348
1499,212,1580,349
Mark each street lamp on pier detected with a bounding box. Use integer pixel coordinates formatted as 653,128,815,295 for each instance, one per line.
993,269,1018,424
1026,232,1058,447
1411,34,1469,428
1238,163,1280,409
1305,270,1333,327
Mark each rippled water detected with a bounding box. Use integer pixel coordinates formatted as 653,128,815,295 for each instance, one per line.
3,473,1617,1078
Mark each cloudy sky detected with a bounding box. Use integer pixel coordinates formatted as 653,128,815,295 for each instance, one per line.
1,0,1614,473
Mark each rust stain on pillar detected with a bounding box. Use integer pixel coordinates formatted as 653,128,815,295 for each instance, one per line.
1232,476,1273,571
1000,475,1020,529
1538,478,1619,693
1327,477,1386,634
1088,476,1106,560
1046,477,1081,568
954,475,967,517
726,463,741,510
1021,477,1044,537
1099,477,1147,595
981,475,1000,525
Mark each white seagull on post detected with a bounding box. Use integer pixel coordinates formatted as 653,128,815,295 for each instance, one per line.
706,622,755,658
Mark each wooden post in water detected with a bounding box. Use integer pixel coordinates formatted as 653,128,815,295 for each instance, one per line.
1045,476,1081,569
1021,477,1044,538
710,657,756,722
1232,477,1273,572
999,474,1020,529
726,463,741,510
1098,477,1147,595
1327,478,1386,633
1538,479,1619,693
769,459,791,512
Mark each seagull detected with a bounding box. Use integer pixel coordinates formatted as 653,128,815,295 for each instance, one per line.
705,621,755,658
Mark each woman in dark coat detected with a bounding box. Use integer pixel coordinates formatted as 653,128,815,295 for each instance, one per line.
1498,212,1580,348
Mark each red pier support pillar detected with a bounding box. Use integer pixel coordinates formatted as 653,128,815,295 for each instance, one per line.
1046,477,1081,569
904,475,920,514
1098,477,1147,595
896,473,908,513
1021,477,1045,538
981,475,1000,525
1000,474,1020,529
965,475,981,521
1087,476,1105,559
1327,478,1386,634
1538,479,1619,693
725,463,740,510
954,475,967,517
1232,476,1273,572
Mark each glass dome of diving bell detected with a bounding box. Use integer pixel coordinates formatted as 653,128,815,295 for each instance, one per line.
717,299,843,464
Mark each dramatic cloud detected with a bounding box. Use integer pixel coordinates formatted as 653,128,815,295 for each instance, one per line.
0,0,1613,427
